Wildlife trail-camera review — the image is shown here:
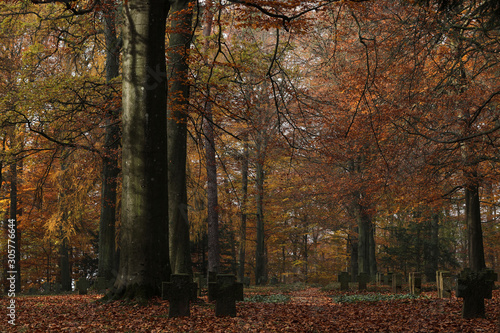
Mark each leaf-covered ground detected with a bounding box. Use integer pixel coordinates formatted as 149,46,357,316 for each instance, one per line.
1,287,499,332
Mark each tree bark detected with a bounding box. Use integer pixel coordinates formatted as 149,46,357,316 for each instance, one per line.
202,4,219,276
255,149,266,285
109,0,170,301
98,0,121,283
465,181,486,272
59,236,71,291
167,0,194,275
238,140,249,282
10,158,21,293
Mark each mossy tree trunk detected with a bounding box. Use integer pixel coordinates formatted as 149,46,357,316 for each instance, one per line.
108,0,170,301
167,0,194,275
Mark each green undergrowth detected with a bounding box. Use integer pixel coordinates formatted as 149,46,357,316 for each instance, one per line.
331,293,429,303
244,293,291,303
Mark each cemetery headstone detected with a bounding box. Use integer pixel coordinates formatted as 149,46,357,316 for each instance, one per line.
270,276,279,285
338,272,350,291
28,287,38,295
384,272,393,286
208,271,218,302
392,273,403,293
358,273,370,291
376,272,384,286
409,272,422,295
436,271,452,298
94,277,111,292
212,274,239,317
76,277,90,295
457,269,498,319
194,273,206,297
41,282,50,294
54,283,62,294
243,276,251,287
162,274,193,317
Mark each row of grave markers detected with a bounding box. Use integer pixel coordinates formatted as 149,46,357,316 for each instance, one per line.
337,269,497,297
162,273,244,318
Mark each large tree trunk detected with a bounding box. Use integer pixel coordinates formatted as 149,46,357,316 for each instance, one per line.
98,0,121,283
108,0,170,301
167,0,193,275
202,4,219,275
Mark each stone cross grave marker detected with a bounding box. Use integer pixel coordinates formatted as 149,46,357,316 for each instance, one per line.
209,274,243,317
358,273,370,291
162,274,197,317
409,272,422,295
76,277,90,295
338,272,351,291
457,269,498,319
436,271,452,298
392,273,403,293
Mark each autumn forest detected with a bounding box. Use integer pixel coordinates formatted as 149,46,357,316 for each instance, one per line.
0,0,500,331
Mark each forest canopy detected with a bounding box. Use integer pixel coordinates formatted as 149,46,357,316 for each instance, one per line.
0,0,498,300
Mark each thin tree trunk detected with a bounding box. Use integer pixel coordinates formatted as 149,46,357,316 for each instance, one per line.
98,0,121,282
60,236,71,291
109,0,170,301
10,158,21,293
202,4,219,275
255,152,266,285
465,181,486,272
238,140,249,282
168,0,194,275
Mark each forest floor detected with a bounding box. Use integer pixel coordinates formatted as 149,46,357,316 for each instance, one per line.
1,284,499,332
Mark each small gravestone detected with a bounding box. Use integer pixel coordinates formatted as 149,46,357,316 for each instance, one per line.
457,269,497,319
162,274,194,317
436,271,452,298
76,277,90,295
54,283,62,293
94,277,111,292
194,273,206,297
392,273,403,293
28,287,38,295
243,276,251,287
338,272,350,291
41,282,50,294
212,274,239,317
376,273,384,286
384,272,393,286
409,272,422,295
208,271,218,302
270,276,279,285
358,273,370,290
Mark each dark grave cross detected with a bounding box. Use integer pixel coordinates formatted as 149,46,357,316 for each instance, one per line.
338,272,350,291
162,274,195,318
358,273,370,291
409,272,422,295
457,269,498,319
211,274,242,317
76,277,90,295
